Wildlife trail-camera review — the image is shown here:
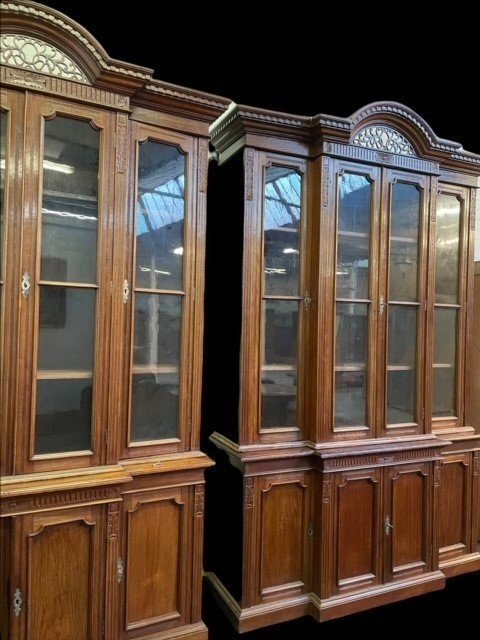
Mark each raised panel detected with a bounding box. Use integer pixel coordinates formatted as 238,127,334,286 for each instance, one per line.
123,487,189,634
336,470,381,593
11,505,105,640
438,454,470,562
259,474,311,600
387,464,431,581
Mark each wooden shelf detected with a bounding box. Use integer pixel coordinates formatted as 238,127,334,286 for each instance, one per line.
261,364,296,372
132,365,179,375
37,370,92,380
338,230,369,239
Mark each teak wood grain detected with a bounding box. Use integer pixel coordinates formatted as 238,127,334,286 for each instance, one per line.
207,97,480,630
0,2,224,639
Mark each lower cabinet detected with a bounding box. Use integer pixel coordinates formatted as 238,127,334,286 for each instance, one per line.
437,447,480,576
10,504,107,640
2,472,208,640
324,462,435,601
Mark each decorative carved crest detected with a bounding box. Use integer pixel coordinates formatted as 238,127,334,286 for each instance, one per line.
1,33,89,83
352,125,416,156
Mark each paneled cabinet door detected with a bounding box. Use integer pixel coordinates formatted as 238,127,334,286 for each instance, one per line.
15,93,115,473
254,472,312,604
384,463,433,582
0,88,24,476
332,469,382,596
116,123,198,459
438,453,472,564
10,505,106,640
119,486,192,637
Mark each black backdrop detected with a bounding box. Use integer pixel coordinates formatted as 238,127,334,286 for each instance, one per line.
33,2,480,634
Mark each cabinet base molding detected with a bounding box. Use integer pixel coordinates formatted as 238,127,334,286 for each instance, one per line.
318,571,446,621
205,572,312,633
439,552,480,578
205,571,447,631
137,621,208,640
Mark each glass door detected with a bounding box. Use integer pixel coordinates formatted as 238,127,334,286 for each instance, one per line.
431,185,468,428
379,171,428,436
120,123,195,458
332,162,381,437
16,95,114,472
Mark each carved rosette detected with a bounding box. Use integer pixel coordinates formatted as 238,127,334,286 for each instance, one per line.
352,125,415,156
1,34,89,83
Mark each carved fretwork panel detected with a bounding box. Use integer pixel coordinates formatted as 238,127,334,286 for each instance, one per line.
352,125,416,156
0,34,89,83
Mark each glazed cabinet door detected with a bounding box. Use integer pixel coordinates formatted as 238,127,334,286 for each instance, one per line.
0,88,24,476
10,505,106,640
384,463,433,581
247,472,312,605
378,171,429,436
116,123,199,459
15,93,115,473
119,486,192,637
240,152,308,445
330,162,381,439
428,184,469,430
328,469,382,596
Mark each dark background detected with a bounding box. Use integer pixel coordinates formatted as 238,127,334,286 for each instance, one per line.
38,2,480,635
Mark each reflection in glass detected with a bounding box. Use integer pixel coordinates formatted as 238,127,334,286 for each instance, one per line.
136,141,185,291
391,183,420,240
38,288,95,372
389,184,420,302
261,370,297,429
435,194,461,304
133,294,181,367
433,309,457,417
131,373,179,442
387,370,415,424
41,117,99,284
263,167,302,296
0,112,6,281
336,235,369,300
335,303,367,366
264,167,302,296
264,300,298,365
337,175,371,300
388,306,416,366
335,371,366,427
338,174,371,235
131,294,181,441
35,379,92,454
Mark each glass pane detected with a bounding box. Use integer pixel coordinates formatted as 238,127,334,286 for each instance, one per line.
389,184,420,302
335,371,366,427
336,235,369,299
131,293,181,441
133,294,181,367
388,306,416,367
0,112,6,280
38,287,95,372
264,300,298,365
35,379,92,454
264,167,302,296
41,116,99,284
435,194,461,304
335,303,367,367
338,174,371,234
433,369,456,417
433,309,457,417
261,370,297,429
131,372,179,441
387,370,415,424
135,141,185,291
